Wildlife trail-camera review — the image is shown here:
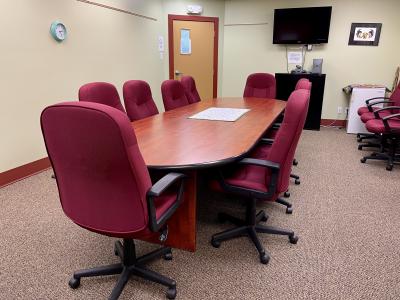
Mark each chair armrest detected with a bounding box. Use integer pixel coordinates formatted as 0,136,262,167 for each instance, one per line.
365,96,390,104
381,113,400,133
373,106,400,119
147,172,186,233
238,158,280,170
366,100,394,112
272,122,281,129
382,113,400,121
259,138,274,145
219,158,280,200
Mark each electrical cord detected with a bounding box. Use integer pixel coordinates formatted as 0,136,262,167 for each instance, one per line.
285,45,289,73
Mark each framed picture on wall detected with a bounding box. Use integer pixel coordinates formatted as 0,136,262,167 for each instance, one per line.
348,23,382,46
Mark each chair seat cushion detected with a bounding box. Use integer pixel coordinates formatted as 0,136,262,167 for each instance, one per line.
250,143,272,159
360,110,391,123
357,106,379,116
365,119,400,134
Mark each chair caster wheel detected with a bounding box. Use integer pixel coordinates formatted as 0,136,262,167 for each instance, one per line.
284,191,290,198
166,287,177,299
289,235,298,244
68,277,80,289
293,159,298,166
386,165,393,171
211,238,221,248
261,215,268,222
295,179,300,185
163,251,173,261
358,145,363,150
286,207,293,214
259,253,270,264
360,158,366,163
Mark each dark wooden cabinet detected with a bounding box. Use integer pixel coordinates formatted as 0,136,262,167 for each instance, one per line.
275,73,326,130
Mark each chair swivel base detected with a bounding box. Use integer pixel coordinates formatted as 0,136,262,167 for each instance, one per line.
68,239,176,300
211,201,298,265
361,152,400,171
276,197,293,214
290,173,300,185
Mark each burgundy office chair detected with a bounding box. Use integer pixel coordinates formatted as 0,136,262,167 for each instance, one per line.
295,78,312,90
123,80,159,121
243,73,276,98
161,80,190,111
361,109,400,170
41,102,186,300
356,84,400,150
181,75,201,104
265,79,312,192
78,82,125,112
210,89,310,264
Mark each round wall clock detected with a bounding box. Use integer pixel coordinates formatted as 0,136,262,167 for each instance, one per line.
50,21,67,42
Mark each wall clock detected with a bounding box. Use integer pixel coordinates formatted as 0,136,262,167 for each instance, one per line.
50,21,67,42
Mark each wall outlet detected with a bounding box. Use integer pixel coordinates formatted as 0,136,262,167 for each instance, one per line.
337,106,343,114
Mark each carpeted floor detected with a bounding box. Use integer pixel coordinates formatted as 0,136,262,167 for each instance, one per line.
1,128,399,300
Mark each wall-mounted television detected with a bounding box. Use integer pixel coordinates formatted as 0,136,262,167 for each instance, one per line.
273,6,332,44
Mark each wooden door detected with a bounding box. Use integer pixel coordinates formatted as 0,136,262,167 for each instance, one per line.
168,15,218,99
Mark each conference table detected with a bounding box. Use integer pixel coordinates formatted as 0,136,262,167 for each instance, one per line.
131,97,286,252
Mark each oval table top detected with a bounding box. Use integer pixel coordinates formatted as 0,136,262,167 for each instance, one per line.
131,97,286,169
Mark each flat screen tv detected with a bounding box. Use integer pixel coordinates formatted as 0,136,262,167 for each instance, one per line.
273,6,332,44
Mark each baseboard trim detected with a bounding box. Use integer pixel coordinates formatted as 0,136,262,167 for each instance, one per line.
320,119,347,127
0,157,51,188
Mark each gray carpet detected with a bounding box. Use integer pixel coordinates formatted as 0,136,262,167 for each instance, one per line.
1,128,399,299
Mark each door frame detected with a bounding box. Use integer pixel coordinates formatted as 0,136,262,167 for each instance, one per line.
168,14,219,98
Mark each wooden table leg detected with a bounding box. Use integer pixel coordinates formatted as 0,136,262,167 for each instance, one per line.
141,170,197,252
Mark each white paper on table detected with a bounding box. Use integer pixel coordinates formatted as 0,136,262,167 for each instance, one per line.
288,51,303,64
188,107,250,122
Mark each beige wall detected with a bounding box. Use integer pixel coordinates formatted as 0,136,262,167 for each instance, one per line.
0,0,164,172
222,0,400,120
2,0,400,173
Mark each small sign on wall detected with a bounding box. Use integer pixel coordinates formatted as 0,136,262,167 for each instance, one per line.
287,51,303,64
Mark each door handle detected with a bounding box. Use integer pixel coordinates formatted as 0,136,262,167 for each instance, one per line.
175,70,183,76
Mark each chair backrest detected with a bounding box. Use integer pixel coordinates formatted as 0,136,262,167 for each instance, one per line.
123,80,159,121
181,76,201,104
390,84,400,105
161,80,190,111
295,78,312,91
243,73,276,98
79,82,125,112
267,89,310,193
40,102,151,236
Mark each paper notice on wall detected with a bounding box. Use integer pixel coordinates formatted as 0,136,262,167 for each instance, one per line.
180,29,191,55
288,51,303,64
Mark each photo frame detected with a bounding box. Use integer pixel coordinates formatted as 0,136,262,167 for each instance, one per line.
348,23,382,46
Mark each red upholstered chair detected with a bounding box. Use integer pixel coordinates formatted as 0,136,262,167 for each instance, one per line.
78,82,125,112
360,109,400,170
265,78,312,190
357,84,400,149
357,85,400,117
123,80,159,121
40,102,186,300
210,89,310,264
243,73,276,98
295,78,312,90
161,80,190,111
181,75,201,104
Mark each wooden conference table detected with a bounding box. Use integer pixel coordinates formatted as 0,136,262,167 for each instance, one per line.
131,97,286,252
